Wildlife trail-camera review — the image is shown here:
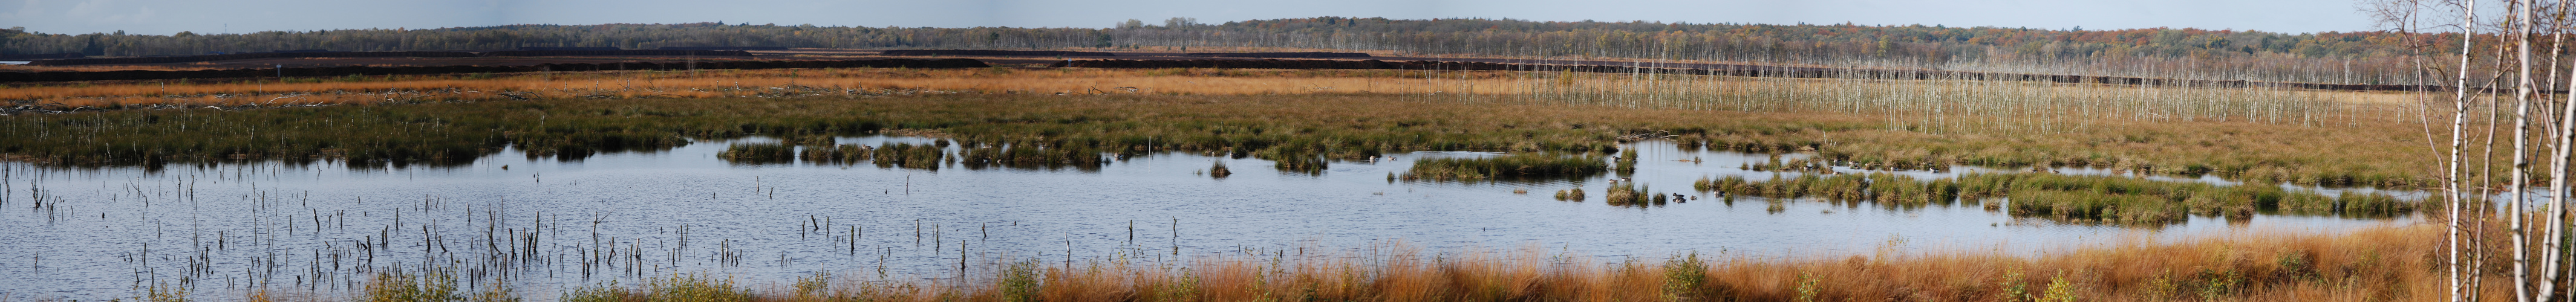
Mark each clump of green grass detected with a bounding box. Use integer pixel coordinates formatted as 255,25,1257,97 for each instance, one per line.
363,271,461,302
360,269,516,302
958,144,1107,170
1554,188,1586,201
562,274,755,302
715,143,795,164
1614,149,1639,174
1401,153,1606,181
872,143,944,170
1208,161,1232,178
1741,155,1834,173
1604,181,1666,207
2004,190,2193,224
1695,173,1961,207
1251,146,1327,175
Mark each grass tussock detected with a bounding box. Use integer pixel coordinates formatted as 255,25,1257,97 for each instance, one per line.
870,143,945,170
798,144,875,164
717,143,798,164
1401,153,1606,181
1206,161,1231,178
534,225,2465,301
1601,181,1675,207
958,144,1109,170
1741,155,1837,173
1553,187,1586,201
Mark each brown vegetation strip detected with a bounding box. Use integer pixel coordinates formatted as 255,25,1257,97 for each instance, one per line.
0,58,987,83
22,50,753,66
880,50,1116,57
1179,51,1371,58
1055,58,2507,93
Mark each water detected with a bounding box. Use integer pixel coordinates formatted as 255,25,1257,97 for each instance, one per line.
0,137,2411,301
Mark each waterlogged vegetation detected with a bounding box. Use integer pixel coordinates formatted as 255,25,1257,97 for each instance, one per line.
1,65,2448,190
1400,153,1606,181
0,80,2480,301
0,33,2509,301
1695,172,2412,225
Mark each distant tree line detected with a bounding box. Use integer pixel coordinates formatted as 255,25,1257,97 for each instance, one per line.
0,18,2472,83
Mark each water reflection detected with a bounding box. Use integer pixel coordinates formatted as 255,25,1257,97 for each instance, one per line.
0,137,2411,301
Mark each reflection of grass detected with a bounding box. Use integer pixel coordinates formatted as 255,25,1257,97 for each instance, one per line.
1402,153,1605,181
798,144,873,164
523,225,2457,301
1698,172,2410,225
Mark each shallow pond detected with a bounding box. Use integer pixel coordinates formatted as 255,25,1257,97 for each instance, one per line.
0,137,2411,300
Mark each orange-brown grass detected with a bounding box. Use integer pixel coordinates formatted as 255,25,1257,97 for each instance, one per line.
569,223,2471,301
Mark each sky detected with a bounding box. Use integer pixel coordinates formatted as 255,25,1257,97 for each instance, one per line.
2,0,2384,36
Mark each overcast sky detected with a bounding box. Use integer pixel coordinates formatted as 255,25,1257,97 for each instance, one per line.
4,0,2383,36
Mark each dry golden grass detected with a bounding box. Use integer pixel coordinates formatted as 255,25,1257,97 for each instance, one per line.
684,223,2471,301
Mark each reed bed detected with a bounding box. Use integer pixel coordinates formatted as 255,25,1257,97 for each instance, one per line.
1400,153,1606,181
527,225,2468,301
1552,188,1586,201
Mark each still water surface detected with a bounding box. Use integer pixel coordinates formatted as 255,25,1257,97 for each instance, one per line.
0,137,2407,300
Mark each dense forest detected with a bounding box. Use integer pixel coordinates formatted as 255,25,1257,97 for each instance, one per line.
0,17,2451,83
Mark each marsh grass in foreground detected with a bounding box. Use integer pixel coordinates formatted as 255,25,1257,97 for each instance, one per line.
436,225,2462,301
